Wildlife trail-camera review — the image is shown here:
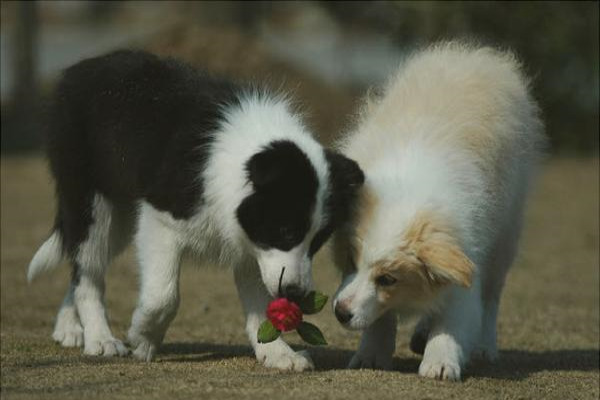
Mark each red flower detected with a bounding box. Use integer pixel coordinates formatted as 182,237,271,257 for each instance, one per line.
266,298,303,331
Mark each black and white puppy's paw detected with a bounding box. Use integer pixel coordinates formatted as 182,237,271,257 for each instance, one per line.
83,335,129,357
52,304,84,348
256,341,314,372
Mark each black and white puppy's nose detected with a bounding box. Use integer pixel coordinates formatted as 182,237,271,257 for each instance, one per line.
334,303,353,324
282,284,305,300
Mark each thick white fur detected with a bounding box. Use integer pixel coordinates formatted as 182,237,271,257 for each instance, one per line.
29,94,329,371
334,42,544,380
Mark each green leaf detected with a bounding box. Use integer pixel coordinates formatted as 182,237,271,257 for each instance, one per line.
257,320,281,343
296,321,327,346
295,291,329,315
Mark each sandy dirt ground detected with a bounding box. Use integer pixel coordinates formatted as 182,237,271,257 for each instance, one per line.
1,156,598,400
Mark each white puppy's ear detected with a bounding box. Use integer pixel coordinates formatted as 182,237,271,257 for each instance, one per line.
403,214,474,288
417,233,474,288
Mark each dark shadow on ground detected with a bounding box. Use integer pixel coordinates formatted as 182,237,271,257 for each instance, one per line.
158,342,254,364
158,342,600,380
466,349,600,381
14,341,596,380
158,341,420,373
158,341,368,370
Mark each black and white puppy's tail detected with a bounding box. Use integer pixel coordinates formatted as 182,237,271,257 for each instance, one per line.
27,231,63,282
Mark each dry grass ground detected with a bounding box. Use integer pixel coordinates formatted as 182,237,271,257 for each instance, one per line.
1,156,598,400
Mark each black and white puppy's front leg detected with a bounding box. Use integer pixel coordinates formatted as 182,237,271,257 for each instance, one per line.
127,203,183,361
234,263,314,371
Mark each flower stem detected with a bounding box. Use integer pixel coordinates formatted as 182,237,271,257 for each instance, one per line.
278,267,285,297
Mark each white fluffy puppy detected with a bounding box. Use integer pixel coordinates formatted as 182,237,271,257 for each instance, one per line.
332,42,545,381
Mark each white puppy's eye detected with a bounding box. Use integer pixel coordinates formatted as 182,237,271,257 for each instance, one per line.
375,274,397,287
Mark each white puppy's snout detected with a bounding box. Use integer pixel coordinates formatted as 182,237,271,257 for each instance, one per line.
333,271,381,330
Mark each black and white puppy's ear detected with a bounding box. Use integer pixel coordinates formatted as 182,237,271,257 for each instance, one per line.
323,149,365,230
325,150,365,190
306,150,364,258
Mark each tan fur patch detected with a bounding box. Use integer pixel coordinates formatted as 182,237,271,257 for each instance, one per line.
418,238,474,288
369,212,473,297
402,212,474,288
370,256,437,310
365,213,474,312
401,211,448,249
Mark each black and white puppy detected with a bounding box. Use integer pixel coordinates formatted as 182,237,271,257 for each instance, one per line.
28,50,364,371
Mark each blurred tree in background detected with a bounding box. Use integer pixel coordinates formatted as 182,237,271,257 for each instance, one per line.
323,1,599,153
1,1,598,154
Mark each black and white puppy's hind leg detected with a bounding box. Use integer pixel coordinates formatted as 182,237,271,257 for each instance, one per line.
65,194,133,356
52,278,84,348
30,231,83,349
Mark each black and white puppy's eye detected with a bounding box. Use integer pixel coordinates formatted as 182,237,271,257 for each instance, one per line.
348,255,357,271
375,274,397,287
279,226,295,242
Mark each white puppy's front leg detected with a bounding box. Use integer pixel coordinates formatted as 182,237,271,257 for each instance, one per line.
234,264,314,372
419,283,482,381
127,206,182,362
348,311,396,370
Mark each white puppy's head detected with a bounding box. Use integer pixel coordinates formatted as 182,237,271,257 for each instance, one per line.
237,141,364,298
332,189,474,330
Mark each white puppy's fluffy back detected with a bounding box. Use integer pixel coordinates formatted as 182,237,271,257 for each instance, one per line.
343,41,544,164
340,41,545,264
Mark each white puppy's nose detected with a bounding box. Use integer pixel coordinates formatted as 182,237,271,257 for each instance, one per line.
334,303,353,324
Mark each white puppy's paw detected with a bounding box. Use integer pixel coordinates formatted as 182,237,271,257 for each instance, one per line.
419,358,461,381
53,305,84,348
127,330,159,362
472,345,498,363
348,349,393,370
256,342,314,371
131,340,158,362
419,334,463,381
83,336,129,357
347,312,396,370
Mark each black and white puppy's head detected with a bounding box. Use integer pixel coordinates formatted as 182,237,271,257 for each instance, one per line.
236,141,364,299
